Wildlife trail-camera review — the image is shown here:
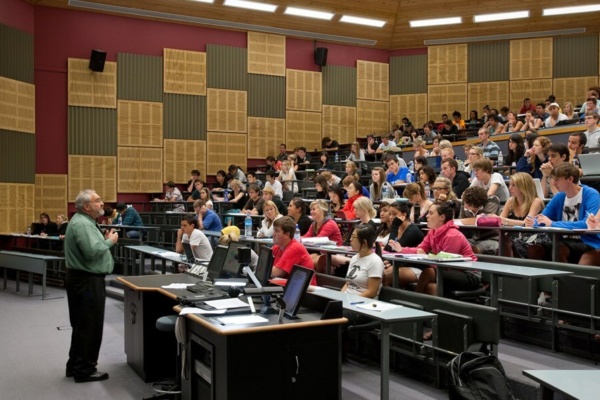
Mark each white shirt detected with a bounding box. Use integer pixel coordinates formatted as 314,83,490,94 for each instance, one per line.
264,180,283,198
183,229,213,260
585,127,600,148
544,113,568,128
470,172,509,202
344,253,383,297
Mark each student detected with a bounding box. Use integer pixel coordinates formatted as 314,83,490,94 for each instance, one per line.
440,159,469,198
175,215,213,261
193,199,222,232
385,157,409,184
241,184,264,215
263,169,283,198
246,171,263,190
469,159,509,202
154,181,185,212
228,164,246,183
458,187,500,255
271,217,317,284
187,179,205,201
540,143,570,198
115,203,144,239
525,162,600,264
477,127,500,159
257,201,283,238
186,169,201,193
287,197,312,235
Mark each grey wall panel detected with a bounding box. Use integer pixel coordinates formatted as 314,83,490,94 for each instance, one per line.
247,74,285,118
390,54,428,94
68,107,117,155
0,24,34,83
117,53,164,102
554,35,599,78
322,65,356,106
164,94,207,140
206,44,247,90
0,130,35,183
468,41,509,82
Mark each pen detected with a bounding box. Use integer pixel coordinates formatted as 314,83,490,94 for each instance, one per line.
350,301,365,305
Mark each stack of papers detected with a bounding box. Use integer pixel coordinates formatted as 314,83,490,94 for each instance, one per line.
301,237,335,245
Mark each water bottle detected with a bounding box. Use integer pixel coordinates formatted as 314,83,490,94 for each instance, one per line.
294,224,301,242
244,214,252,238
334,152,339,162
223,189,229,202
382,185,389,199
408,160,414,173
424,182,431,199
405,172,412,184
497,151,504,166
117,214,123,226
26,225,32,236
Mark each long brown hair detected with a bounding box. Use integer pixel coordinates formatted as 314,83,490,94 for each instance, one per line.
371,166,387,199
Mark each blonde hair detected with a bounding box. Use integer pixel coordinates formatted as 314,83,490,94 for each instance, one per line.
439,140,452,150
345,161,357,174
353,196,377,219
351,141,361,158
509,172,541,215
230,179,243,190
262,200,279,227
310,199,329,216
433,177,458,201
262,187,275,195
412,137,425,148
56,214,68,222
218,232,239,246
470,146,484,158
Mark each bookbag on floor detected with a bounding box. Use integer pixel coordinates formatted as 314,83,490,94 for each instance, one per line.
448,351,515,400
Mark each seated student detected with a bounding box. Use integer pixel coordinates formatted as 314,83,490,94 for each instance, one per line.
34,212,58,236
278,160,297,192
241,184,264,215
225,179,247,204
412,137,429,158
199,187,214,210
212,170,228,190
342,174,369,198
452,110,466,130
469,159,509,202
295,147,312,167
583,111,600,148
218,228,258,269
544,102,568,128
499,111,524,134
439,119,458,136
517,136,551,180
287,197,312,235
246,171,263,190
457,187,500,255
403,182,433,223
540,143,570,198
347,141,365,162
385,157,409,184
486,114,504,135
341,180,363,220
302,199,343,246
526,162,600,264
115,203,144,239
370,166,396,201
394,201,479,296
103,206,119,225
52,214,69,239
375,201,393,245
328,185,346,214
262,186,287,216
313,174,330,200
440,159,469,198
276,143,288,162
322,136,339,151
365,134,378,154
187,179,205,201
265,156,281,172
263,169,283,198
154,181,185,212
376,136,397,153
257,201,283,238
522,110,543,134
186,169,201,193
271,216,317,285
175,215,213,262
321,170,341,187
318,151,334,170
228,164,247,183
193,199,222,232
422,123,437,143
341,160,360,182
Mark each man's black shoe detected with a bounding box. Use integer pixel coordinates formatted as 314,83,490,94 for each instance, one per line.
74,371,109,383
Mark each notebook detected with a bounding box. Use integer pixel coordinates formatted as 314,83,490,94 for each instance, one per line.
578,153,600,176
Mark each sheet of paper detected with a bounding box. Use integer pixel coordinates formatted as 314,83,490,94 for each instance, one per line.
217,315,268,325
179,307,226,315
205,298,250,309
356,301,398,312
153,250,181,258
161,283,194,289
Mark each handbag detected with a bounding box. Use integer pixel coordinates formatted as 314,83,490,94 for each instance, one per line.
476,215,502,227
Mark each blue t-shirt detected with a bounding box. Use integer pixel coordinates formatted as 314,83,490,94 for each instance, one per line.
386,167,409,184
202,209,223,232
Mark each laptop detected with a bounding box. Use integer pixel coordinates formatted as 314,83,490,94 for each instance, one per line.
252,245,274,287
186,245,228,280
212,242,250,286
181,242,210,265
532,178,551,201
578,153,600,176
281,265,315,318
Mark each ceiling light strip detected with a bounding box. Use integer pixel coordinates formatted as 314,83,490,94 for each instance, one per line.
68,0,377,46
340,15,386,28
410,17,462,28
284,7,334,20
223,0,277,13
543,5,600,16
424,28,586,45
474,11,529,23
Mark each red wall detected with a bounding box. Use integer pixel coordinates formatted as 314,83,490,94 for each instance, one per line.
0,0,33,33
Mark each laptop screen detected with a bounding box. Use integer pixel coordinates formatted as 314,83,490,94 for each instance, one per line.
222,241,245,277
282,265,314,317
182,242,196,263
206,245,228,280
254,245,274,286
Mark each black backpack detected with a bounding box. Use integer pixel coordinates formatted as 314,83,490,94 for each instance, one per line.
448,352,515,400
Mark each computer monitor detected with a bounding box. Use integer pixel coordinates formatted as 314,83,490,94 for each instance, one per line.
281,265,314,318
206,245,228,281
254,245,274,286
181,242,198,263
221,241,246,278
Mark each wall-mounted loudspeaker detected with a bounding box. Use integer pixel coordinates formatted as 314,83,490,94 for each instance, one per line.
89,49,107,72
314,47,328,67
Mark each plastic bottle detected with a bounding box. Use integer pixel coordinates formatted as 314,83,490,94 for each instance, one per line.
223,189,229,202
382,185,389,199
408,160,414,173
334,152,339,163
26,225,32,236
405,172,412,184
294,224,301,242
244,214,252,238
117,214,123,226
497,151,504,167
424,182,431,199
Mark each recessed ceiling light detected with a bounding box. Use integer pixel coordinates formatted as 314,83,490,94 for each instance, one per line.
543,4,600,16
284,7,334,20
474,10,529,23
223,0,277,13
409,17,462,28
339,15,386,28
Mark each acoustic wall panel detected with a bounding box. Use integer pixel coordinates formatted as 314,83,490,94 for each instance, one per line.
117,53,164,102
357,61,389,101
428,44,467,85
247,74,285,118
206,132,247,176
247,32,286,77
286,69,322,112
68,155,117,203
207,89,247,133
467,82,509,116
510,38,553,80
0,76,35,134
0,130,35,183
553,77,599,106
117,100,163,147
0,24,34,84
322,65,357,107
0,183,34,234
163,93,207,140
35,174,68,219
118,147,163,192
207,44,248,90
322,105,356,145
390,54,427,95
390,94,428,129
68,58,117,108
68,107,117,156
357,99,389,136
468,41,509,83
247,117,286,159
163,48,206,96
164,139,207,184
428,84,467,123
509,79,553,112
285,111,322,151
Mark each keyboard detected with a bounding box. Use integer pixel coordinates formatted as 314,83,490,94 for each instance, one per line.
186,282,229,300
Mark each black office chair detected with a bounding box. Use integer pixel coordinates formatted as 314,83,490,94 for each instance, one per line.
144,315,183,400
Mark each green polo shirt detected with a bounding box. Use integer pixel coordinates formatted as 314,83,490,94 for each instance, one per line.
64,212,115,275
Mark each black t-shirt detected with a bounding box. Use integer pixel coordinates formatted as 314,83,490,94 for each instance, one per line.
296,214,313,235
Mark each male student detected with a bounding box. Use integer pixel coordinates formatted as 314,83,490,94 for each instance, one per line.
271,217,317,285
440,159,469,198
115,203,144,239
193,199,222,232
175,215,213,261
263,169,283,198
525,162,600,264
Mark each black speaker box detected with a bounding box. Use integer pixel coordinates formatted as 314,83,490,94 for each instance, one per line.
89,49,107,72
314,47,328,67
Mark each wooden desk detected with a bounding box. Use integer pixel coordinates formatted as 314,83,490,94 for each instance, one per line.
118,274,345,399
0,250,64,299
523,369,600,400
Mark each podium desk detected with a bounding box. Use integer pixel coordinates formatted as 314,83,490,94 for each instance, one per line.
118,274,345,399
523,370,600,400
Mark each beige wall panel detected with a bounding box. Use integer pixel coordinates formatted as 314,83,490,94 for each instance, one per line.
247,32,286,77
322,105,357,145
163,48,206,96
247,117,286,159
428,44,467,85
0,76,35,133
118,100,163,147
68,58,117,109
207,88,247,133
118,147,163,193
467,82,509,114
35,174,68,219
428,84,467,122
68,155,117,202
553,77,599,106
357,60,389,101
357,99,389,136
390,94,428,129
286,69,322,112
163,139,207,183
285,111,322,151
206,132,247,176
510,38,553,81
0,183,34,233
509,79,553,111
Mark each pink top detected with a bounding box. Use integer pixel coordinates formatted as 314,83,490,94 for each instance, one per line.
401,221,477,261
302,218,343,246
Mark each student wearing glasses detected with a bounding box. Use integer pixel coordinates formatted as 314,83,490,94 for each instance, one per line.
583,112,600,147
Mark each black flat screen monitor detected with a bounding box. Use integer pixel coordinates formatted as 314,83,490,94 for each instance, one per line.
181,242,197,263
206,245,228,281
221,241,246,278
282,265,314,318
254,245,274,286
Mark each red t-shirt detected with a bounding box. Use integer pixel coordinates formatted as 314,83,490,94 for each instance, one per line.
272,239,317,285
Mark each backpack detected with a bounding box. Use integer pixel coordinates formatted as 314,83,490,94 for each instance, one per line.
447,351,515,400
